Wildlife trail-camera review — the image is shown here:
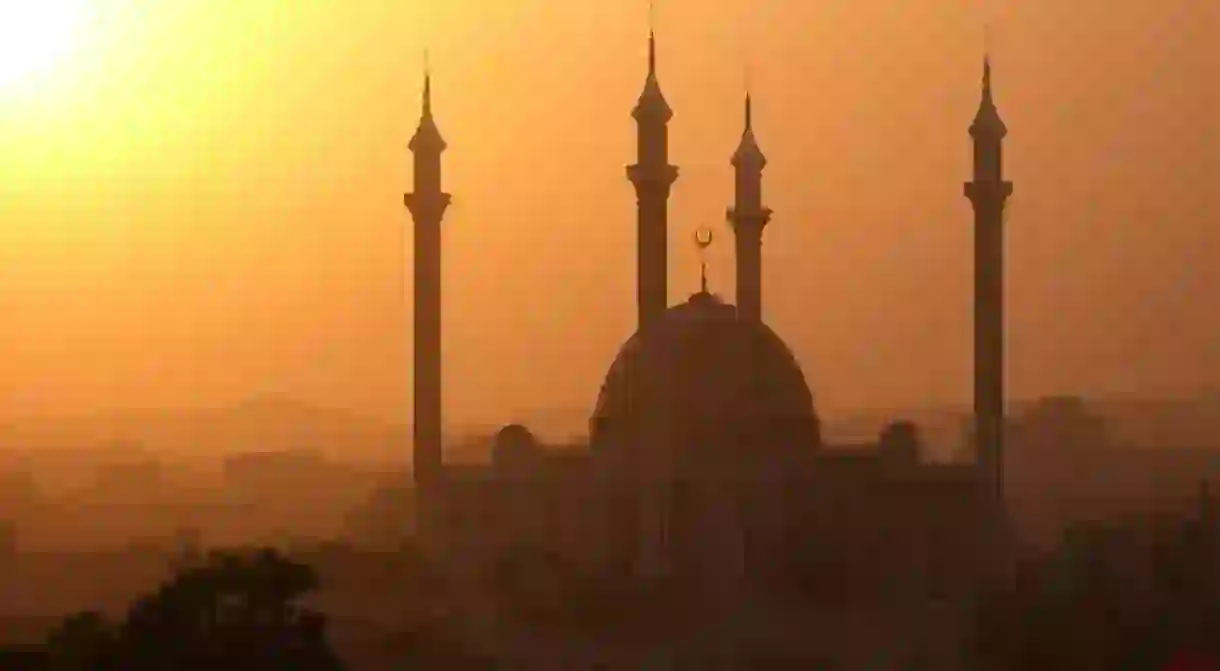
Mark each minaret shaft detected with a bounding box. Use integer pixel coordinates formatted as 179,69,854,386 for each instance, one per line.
969,192,1007,499
733,232,763,321
628,32,677,331
964,56,1012,508
406,74,450,491
410,211,443,481
634,185,672,327
728,94,769,323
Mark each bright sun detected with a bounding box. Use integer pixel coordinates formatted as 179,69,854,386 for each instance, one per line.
0,0,86,87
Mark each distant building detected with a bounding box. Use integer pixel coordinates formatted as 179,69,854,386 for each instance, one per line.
0,520,16,558
92,458,163,503
403,34,1010,609
998,396,1220,549
0,471,40,513
222,449,328,491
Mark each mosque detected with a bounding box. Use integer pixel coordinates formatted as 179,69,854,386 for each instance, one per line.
403,32,1013,605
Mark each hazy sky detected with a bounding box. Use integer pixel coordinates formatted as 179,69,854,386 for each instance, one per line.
0,0,1216,427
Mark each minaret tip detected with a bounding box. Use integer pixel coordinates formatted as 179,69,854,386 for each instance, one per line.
732,89,765,168
648,30,656,77
982,54,992,102
409,55,445,152
982,21,992,81
647,0,657,75
970,51,1006,140
632,21,671,121
422,52,432,117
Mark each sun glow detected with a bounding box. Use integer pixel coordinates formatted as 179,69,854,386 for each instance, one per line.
0,0,86,87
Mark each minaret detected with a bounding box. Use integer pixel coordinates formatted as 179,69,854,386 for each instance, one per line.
726,92,771,322
964,56,1012,508
404,67,450,489
626,31,678,330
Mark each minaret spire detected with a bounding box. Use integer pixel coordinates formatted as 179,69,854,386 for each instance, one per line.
964,46,1013,579
409,56,445,155
405,65,451,512
982,53,991,100
971,43,1006,142
732,60,763,168
633,26,672,120
628,7,679,580
648,0,657,74
744,59,752,130
727,78,771,323
422,50,432,116
628,12,678,331
648,30,657,76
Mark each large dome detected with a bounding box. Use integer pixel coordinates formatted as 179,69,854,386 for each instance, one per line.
591,291,820,449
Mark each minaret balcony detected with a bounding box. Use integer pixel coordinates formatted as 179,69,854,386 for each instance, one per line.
726,207,772,231
963,181,1013,200
626,164,679,187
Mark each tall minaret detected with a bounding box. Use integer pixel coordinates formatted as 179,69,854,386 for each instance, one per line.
727,92,771,322
964,56,1012,506
404,67,450,489
627,31,678,330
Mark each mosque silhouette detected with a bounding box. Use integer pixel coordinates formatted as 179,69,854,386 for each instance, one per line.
403,31,1013,609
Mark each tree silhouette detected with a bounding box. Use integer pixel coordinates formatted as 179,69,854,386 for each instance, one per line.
486,542,572,626
42,548,346,671
45,611,115,666
970,487,1220,670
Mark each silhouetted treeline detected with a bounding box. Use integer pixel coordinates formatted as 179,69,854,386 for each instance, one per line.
8,499,1220,669
0,548,346,670
969,485,1220,670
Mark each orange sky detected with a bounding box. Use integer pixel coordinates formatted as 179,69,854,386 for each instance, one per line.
0,0,1216,427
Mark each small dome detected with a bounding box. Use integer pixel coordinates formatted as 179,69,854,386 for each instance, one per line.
493,424,538,469
970,99,1006,140
633,73,672,122
879,421,922,465
591,292,820,450
732,127,766,169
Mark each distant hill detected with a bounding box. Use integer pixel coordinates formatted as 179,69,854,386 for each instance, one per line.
0,395,406,469
0,391,1215,473
0,394,514,474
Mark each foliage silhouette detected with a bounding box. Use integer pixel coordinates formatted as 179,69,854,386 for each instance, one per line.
38,547,346,671
970,486,1220,671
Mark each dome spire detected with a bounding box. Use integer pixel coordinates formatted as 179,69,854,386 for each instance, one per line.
694,228,714,298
